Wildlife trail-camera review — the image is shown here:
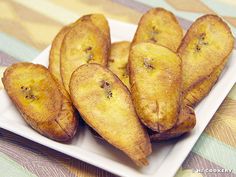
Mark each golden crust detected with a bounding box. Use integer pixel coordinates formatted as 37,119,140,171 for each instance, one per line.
129,43,182,132
60,19,110,92
108,41,131,89
132,7,183,51
178,15,234,106
69,63,151,166
2,62,77,142
149,106,196,141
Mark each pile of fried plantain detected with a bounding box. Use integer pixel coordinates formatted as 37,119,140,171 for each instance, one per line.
178,15,234,106
2,62,78,142
69,64,151,166
2,8,235,167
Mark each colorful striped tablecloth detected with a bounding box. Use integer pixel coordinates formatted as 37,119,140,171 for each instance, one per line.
0,0,236,176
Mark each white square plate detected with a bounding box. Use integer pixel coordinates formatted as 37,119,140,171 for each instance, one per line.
0,19,236,177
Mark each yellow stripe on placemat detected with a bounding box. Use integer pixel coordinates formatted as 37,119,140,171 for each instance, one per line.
204,96,236,148
12,0,141,25
50,0,141,24
205,114,236,148
0,0,62,50
12,0,81,25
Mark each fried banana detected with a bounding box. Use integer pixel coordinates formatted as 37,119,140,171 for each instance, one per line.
2,62,77,142
129,42,182,132
132,8,183,51
69,63,151,166
178,15,234,106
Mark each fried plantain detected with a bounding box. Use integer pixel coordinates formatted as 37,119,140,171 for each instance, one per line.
2,62,77,142
49,14,110,88
129,42,182,132
149,106,196,141
61,19,110,92
132,8,183,51
178,15,234,106
69,63,151,166
108,41,131,89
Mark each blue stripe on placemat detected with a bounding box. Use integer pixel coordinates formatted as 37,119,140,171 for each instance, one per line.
192,133,236,173
0,33,39,62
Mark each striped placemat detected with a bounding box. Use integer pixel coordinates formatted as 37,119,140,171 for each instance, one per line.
0,0,236,176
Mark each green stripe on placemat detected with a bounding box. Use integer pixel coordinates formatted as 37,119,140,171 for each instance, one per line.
0,33,39,61
203,0,236,17
228,85,236,100
192,133,236,172
12,0,78,25
0,152,37,177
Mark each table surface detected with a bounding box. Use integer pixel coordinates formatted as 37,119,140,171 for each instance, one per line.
0,0,236,177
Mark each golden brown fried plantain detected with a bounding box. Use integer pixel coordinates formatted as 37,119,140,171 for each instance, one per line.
149,106,196,141
178,15,234,106
129,43,182,132
2,62,77,142
61,19,110,92
49,14,110,88
108,41,131,89
132,8,183,51
69,63,151,166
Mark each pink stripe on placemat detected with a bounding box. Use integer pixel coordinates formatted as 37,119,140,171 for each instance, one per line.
0,51,19,66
